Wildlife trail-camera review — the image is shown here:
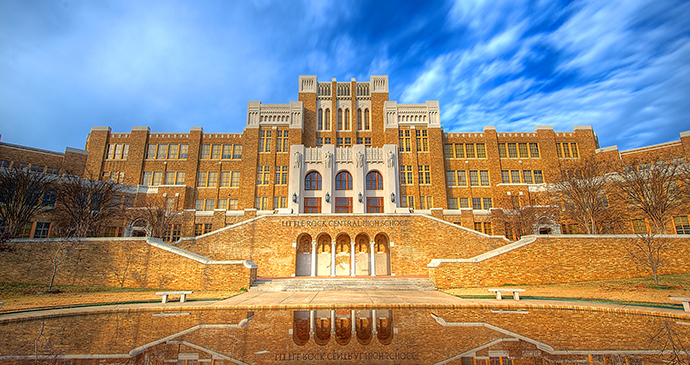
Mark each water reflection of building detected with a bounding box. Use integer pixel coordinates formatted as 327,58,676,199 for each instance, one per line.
292,309,394,346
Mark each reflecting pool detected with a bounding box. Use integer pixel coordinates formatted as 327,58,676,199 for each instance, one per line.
1,307,689,364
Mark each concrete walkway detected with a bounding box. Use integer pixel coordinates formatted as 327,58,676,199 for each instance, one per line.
1,290,689,323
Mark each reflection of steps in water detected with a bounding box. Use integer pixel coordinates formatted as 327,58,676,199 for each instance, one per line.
249,277,436,292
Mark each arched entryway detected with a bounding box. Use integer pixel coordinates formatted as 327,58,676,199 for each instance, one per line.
374,233,391,275
335,234,351,276
316,234,332,276
335,310,352,346
354,233,370,276
293,311,310,346
295,234,312,277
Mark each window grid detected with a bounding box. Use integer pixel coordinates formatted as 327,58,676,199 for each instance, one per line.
416,130,429,152
418,165,431,185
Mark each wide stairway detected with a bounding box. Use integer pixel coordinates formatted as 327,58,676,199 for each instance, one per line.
249,277,436,292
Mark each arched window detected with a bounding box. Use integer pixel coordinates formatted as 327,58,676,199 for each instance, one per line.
364,109,370,130
366,171,383,190
337,109,343,130
335,171,353,190
344,109,350,130
317,109,323,130
324,109,331,130
305,171,322,190
357,108,363,130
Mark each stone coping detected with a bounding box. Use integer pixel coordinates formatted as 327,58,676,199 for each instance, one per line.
2,292,689,324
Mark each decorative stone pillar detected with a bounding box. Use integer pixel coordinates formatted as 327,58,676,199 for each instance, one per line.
350,241,356,276
372,310,378,334
331,310,336,335
311,240,317,277
351,310,356,334
370,241,376,276
310,310,315,336
331,240,336,277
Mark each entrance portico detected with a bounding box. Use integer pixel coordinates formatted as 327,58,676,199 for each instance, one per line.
295,232,390,277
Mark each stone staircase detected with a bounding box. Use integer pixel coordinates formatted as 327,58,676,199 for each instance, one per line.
249,277,436,292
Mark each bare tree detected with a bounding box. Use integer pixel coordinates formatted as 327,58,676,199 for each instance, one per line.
549,157,614,234
648,320,690,365
613,159,690,285
493,205,557,240
50,173,123,238
612,159,689,234
124,195,182,239
0,164,55,240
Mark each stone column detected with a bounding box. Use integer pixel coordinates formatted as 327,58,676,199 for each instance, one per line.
351,310,356,334
331,310,336,335
310,310,315,336
311,240,317,277
370,241,376,276
331,240,336,277
372,310,378,335
350,241,356,276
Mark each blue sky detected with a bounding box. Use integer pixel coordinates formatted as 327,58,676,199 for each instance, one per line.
1,0,689,152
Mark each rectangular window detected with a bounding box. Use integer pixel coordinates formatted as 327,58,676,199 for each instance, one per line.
570,143,579,158
217,199,227,210
274,196,287,209
501,170,510,184
157,144,168,159
259,130,272,152
400,165,413,184
529,143,540,157
533,170,544,184
194,224,203,236
632,219,648,234
472,197,482,209
518,143,528,158
418,165,431,184
459,197,469,208
42,188,57,207
415,129,429,152
179,144,188,159
523,170,533,184
556,143,563,158
337,137,343,147
222,144,233,159
507,143,518,158
168,144,179,159
469,171,479,186
197,171,207,187
357,138,363,145
674,216,690,234
399,130,411,152
335,197,352,213
205,199,215,211
208,171,217,187
114,144,124,159
448,198,458,209
257,166,270,185
277,130,289,152
344,137,351,147
317,137,323,146
476,143,486,158
480,170,490,186
365,137,371,146
563,142,571,158
456,170,467,186
220,171,231,187
231,171,240,187
147,144,157,159
201,144,211,159
455,143,465,158
107,144,115,159
465,143,475,158
122,144,129,159
34,222,50,238
367,197,384,213
483,222,493,235
176,171,185,185
483,198,492,209
211,144,221,159
324,137,331,144
152,171,163,186
498,143,507,158
228,199,238,210
165,171,176,185
444,144,453,159
419,196,433,209
232,144,242,159
510,170,520,183
304,197,321,213
446,171,456,186
401,196,414,209
474,222,483,232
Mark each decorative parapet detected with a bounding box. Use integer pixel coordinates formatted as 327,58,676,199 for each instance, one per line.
246,101,303,130
383,101,441,130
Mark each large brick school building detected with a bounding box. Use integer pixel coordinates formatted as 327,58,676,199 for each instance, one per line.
1,75,689,280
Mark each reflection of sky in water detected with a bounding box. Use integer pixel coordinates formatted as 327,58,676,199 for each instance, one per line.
0,308,688,364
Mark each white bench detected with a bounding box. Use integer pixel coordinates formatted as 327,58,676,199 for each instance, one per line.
488,288,525,300
670,297,690,312
155,291,193,304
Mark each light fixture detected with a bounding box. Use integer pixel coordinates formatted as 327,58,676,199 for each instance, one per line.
292,193,297,203
358,193,363,203
325,192,330,203
391,192,396,203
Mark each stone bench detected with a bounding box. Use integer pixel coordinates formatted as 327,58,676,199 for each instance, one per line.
155,291,193,304
488,288,525,300
670,297,690,312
